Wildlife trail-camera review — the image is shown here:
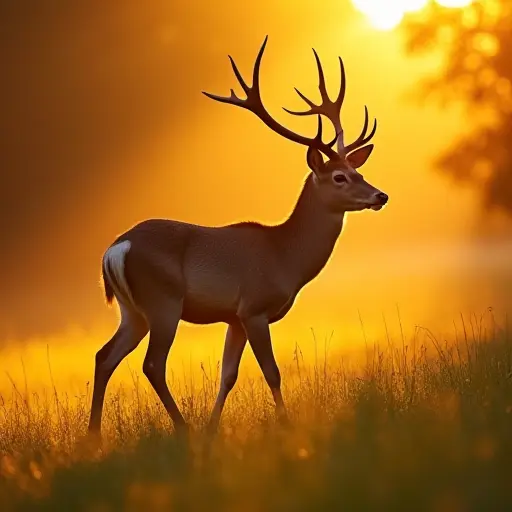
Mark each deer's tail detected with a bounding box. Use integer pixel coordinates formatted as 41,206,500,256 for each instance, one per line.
101,240,135,307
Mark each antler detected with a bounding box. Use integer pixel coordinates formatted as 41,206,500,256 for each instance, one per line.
283,50,377,157
202,36,340,160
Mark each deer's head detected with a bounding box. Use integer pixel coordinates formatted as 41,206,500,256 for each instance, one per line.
304,136,387,214
203,36,388,215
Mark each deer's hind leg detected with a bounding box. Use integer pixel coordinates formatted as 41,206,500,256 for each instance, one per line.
123,249,188,433
88,304,148,434
142,298,187,433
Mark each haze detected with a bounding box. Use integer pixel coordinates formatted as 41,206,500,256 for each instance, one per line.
1,0,510,389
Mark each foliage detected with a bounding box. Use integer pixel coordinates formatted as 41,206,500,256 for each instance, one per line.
402,0,512,215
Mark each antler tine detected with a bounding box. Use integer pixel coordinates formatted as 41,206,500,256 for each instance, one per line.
344,106,378,154
313,115,340,148
202,36,340,159
313,49,329,103
284,54,346,115
251,35,266,93
228,56,250,95
202,88,244,106
202,36,269,109
283,50,347,155
335,56,346,106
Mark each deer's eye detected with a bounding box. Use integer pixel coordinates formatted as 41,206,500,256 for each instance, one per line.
332,172,347,185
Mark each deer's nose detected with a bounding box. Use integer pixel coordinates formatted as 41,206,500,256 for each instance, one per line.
376,192,388,204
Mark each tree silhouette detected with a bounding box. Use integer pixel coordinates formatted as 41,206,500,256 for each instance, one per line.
402,0,512,216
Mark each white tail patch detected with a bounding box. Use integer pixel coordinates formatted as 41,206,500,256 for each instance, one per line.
103,240,137,308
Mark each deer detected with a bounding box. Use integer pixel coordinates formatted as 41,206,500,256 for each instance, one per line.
88,36,388,438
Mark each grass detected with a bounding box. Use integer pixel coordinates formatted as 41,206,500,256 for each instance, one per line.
1,312,512,511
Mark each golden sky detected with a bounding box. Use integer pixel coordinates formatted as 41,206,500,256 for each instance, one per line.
1,0,510,389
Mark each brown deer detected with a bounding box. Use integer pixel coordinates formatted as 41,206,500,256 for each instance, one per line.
88,36,388,436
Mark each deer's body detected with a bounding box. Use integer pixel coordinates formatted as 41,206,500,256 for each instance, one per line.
88,36,388,437
107,175,343,327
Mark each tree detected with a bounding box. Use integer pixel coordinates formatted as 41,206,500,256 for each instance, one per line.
401,0,512,217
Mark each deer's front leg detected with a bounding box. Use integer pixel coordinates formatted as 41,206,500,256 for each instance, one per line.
240,314,288,423
207,321,247,432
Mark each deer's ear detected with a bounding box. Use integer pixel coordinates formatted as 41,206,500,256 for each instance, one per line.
307,147,324,174
347,144,374,169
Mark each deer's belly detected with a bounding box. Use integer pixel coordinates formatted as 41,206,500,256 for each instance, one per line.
268,295,296,324
180,265,298,325
181,276,239,325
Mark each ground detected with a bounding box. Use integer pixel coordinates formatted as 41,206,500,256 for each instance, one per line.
1,315,512,511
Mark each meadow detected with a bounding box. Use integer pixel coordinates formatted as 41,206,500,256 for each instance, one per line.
1,312,512,511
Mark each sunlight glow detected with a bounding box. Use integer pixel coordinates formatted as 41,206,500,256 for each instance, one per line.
437,0,472,6
351,0,407,30
352,0,472,31
402,0,430,11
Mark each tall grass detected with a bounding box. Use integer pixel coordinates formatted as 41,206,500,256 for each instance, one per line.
1,312,512,511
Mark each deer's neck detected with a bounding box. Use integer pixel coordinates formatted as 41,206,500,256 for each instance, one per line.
275,174,345,287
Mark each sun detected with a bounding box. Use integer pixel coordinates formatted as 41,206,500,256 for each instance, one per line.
352,0,473,31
